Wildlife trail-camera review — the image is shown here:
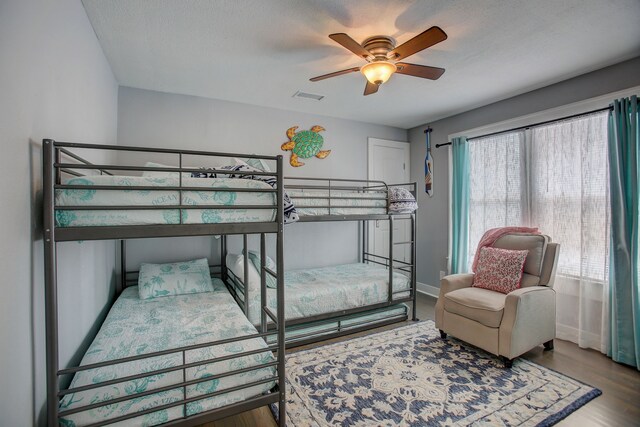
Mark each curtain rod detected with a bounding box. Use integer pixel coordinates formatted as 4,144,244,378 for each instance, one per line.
431,105,613,148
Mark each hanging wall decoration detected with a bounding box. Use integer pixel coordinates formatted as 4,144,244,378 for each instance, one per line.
281,125,331,167
424,127,434,196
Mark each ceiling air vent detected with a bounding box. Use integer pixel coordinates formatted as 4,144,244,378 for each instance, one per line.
293,91,324,101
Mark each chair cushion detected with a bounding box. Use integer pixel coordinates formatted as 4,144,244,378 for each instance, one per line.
472,247,528,294
493,233,549,277
443,287,506,328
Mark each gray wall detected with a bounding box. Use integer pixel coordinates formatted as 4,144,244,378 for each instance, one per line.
408,56,640,288
117,87,408,270
0,0,119,425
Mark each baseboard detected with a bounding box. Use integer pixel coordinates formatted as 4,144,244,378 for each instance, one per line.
417,282,439,298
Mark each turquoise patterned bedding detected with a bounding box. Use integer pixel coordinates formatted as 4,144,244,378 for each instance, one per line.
287,190,387,216
59,279,276,427
55,175,276,227
227,262,411,325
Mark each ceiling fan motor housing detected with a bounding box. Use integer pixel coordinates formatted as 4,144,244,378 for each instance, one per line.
362,35,396,60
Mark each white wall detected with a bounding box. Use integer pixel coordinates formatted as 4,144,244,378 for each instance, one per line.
117,87,408,270
408,56,640,289
0,0,118,425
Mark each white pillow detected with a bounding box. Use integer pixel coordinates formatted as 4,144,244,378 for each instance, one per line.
247,158,272,172
226,253,261,292
233,157,271,172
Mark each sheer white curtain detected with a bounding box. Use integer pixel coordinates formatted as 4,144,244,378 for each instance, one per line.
530,112,610,352
468,131,525,268
466,112,610,352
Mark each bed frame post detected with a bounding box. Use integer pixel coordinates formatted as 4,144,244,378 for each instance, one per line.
361,220,366,263
43,139,59,427
388,215,394,303
276,155,286,427
411,212,418,321
243,234,249,316
118,240,126,294
221,235,227,283
260,233,267,335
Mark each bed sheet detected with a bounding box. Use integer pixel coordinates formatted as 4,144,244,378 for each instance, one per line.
55,175,276,227
287,189,387,216
59,279,275,426
226,261,411,325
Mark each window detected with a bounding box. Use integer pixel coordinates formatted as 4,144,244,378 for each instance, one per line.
466,111,610,351
467,112,609,283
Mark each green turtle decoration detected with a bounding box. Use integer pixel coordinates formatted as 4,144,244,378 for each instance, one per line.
281,125,331,167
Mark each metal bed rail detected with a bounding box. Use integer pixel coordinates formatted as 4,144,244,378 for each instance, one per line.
42,140,288,426
45,140,283,241
284,176,389,220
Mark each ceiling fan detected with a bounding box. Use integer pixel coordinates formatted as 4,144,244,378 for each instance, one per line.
310,26,447,96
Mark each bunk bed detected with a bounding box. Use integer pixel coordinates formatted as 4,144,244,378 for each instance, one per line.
222,177,418,347
42,140,286,427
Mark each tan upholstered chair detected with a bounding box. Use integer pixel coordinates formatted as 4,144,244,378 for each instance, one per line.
435,233,560,368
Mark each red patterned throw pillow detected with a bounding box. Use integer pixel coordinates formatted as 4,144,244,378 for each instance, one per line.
472,247,528,294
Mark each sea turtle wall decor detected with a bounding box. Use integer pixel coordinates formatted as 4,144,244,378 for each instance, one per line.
281,125,331,167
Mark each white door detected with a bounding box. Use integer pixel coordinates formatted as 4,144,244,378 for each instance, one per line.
367,138,411,263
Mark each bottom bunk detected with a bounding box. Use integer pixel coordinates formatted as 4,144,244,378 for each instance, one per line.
58,278,277,427
225,258,412,344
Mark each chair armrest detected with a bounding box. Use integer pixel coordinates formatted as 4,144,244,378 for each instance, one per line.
435,273,474,329
439,273,475,297
499,286,556,359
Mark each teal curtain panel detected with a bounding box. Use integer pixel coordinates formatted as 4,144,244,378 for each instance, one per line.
607,95,639,369
450,136,470,274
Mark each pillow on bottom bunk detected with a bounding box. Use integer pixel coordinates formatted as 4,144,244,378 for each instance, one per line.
227,253,262,292
138,258,214,300
247,250,278,288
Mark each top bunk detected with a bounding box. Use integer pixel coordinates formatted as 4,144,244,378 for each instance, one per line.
43,140,417,242
285,177,417,222
43,140,284,242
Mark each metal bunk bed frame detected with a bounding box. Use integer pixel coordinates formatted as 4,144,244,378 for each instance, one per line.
42,140,286,427
221,177,419,348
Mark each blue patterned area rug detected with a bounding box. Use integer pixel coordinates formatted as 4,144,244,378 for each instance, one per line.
277,321,601,426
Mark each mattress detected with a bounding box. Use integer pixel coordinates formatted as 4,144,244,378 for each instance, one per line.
59,279,276,427
287,189,387,216
227,261,411,325
55,175,277,227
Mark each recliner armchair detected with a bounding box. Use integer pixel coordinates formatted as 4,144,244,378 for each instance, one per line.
435,233,560,367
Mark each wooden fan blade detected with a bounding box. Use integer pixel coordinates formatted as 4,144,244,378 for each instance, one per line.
329,33,373,60
364,81,379,96
310,67,360,82
396,63,445,80
388,26,447,61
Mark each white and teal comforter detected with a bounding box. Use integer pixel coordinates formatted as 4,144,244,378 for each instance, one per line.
287,190,387,216
55,175,277,227
59,279,275,427
229,262,411,325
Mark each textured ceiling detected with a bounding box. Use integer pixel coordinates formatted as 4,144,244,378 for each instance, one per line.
82,0,640,129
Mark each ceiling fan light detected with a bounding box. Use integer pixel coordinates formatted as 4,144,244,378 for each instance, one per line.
360,61,397,85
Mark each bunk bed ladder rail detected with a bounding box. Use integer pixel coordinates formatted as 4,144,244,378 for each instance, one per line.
43,139,59,427
275,154,286,426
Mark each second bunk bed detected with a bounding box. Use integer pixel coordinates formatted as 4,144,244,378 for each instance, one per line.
223,176,419,347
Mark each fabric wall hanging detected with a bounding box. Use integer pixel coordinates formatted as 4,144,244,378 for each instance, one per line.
281,125,331,167
424,127,434,196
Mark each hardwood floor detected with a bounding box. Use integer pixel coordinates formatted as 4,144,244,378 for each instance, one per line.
203,293,640,427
